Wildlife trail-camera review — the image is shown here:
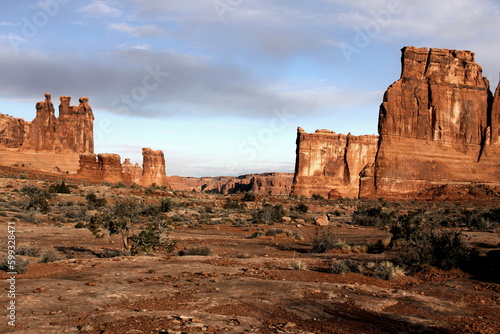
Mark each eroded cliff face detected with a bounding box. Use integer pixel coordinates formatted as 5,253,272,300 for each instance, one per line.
360,46,500,198
142,148,167,187
292,128,378,198
17,94,94,154
0,114,28,148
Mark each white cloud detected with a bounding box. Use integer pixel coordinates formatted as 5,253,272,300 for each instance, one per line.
109,22,165,38
78,0,123,18
0,21,13,26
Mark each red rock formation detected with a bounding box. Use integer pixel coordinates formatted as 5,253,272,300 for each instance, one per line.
0,113,28,148
77,153,125,183
98,154,124,183
142,148,167,187
360,46,500,198
122,158,142,184
250,173,294,196
292,127,378,198
77,153,100,179
57,96,94,153
166,173,294,195
19,94,94,154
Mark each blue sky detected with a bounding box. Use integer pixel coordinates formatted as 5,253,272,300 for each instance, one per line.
0,0,499,176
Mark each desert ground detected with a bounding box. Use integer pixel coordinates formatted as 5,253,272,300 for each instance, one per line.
0,172,499,334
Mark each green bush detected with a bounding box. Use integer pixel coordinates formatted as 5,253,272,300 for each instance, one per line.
130,220,177,255
224,198,246,210
159,199,176,212
312,194,324,200
249,231,264,238
21,185,51,214
328,259,349,274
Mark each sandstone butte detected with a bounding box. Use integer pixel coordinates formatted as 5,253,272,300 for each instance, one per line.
293,46,500,199
0,94,167,187
0,94,293,194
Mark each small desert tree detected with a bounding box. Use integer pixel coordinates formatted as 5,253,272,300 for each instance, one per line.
87,198,141,251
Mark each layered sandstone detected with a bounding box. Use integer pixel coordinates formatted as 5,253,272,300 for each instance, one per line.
292,128,378,198
0,114,28,148
142,148,167,187
360,46,500,198
77,153,124,183
249,173,294,196
122,158,143,184
167,173,294,195
20,94,94,154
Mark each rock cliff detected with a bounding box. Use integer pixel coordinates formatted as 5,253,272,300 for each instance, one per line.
292,128,378,198
0,113,28,148
142,148,167,187
20,94,94,153
360,46,500,198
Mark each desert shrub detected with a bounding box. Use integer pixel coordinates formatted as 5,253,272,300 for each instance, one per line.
293,202,309,214
289,260,307,270
344,259,364,274
328,259,349,274
224,198,246,210
249,231,264,238
312,194,324,200
159,198,176,212
87,198,141,251
265,228,285,236
252,204,285,224
396,231,472,272
15,212,38,224
373,261,405,280
310,227,347,253
48,181,71,194
352,205,397,227
63,207,87,220
178,246,211,256
0,257,30,274
39,251,62,263
16,244,42,257
86,193,106,209
242,192,257,202
21,185,51,214
130,220,177,255
74,222,85,228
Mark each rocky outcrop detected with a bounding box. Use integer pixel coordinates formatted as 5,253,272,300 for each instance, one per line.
15,94,94,154
167,173,294,195
292,128,378,198
0,114,28,148
77,153,124,183
57,96,94,153
360,46,500,198
250,173,294,196
122,158,143,184
142,148,167,187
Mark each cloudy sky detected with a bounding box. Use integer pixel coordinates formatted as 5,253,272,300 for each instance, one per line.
1,0,499,176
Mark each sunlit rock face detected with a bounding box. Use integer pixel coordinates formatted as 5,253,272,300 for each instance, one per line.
360,46,500,198
292,127,378,198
